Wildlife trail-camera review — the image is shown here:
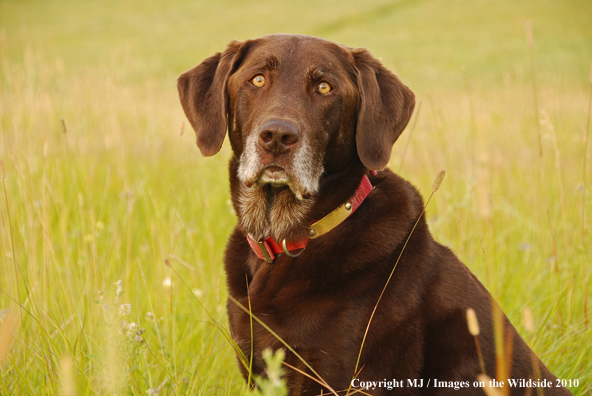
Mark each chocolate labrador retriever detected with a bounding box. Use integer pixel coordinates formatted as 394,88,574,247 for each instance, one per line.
178,34,571,395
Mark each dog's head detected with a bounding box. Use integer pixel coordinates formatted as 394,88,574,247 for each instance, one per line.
178,34,414,240
178,34,414,194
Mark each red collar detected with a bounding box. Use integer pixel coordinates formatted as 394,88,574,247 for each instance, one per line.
246,172,375,263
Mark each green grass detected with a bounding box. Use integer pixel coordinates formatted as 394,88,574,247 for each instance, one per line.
0,0,591,394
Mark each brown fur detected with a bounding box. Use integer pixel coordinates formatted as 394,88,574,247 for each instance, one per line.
178,34,572,395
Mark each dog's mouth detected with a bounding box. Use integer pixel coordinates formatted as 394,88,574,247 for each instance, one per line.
244,164,312,200
260,165,289,184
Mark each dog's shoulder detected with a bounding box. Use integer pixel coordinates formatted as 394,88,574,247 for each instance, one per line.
369,171,492,309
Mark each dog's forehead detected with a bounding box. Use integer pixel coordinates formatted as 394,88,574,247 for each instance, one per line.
242,34,353,73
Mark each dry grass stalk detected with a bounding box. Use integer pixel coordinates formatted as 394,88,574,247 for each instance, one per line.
0,158,27,300
0,312,19,365
477,165,492,219
526,19,542,158
523,308,544,396
60,118,67,134
398,99,422,172
492,302,510,396
351,170,445,390
59,356,76,396
100,328,124,395
583,61,592,327
540,110,566,205
540,109,569,266
476,127,492,219
462,66,477,141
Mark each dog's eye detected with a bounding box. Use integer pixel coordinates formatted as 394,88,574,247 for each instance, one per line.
317,82,332,95
252,75,266,88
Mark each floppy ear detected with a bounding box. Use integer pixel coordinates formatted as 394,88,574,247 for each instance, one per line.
177,41,248,156
353,49,415,170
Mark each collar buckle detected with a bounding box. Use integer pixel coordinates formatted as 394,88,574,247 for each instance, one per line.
247,235,275,263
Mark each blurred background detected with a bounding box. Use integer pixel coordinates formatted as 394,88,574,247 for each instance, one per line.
0,0,591,394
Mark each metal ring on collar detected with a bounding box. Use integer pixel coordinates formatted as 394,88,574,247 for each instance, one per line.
282,239,303,258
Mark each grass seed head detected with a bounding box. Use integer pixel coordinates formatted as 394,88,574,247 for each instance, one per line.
432,170,446,193
466,308,480,336
477,374,503,396
523,308,534,332
526,20,533,47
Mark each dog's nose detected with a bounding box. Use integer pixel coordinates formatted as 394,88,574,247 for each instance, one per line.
259,119,299,154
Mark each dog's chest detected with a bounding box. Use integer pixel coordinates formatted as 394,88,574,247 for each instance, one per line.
229,251,372,357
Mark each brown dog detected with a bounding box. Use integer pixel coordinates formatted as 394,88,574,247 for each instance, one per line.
178,34,572,396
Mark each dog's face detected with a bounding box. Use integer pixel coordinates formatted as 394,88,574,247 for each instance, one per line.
178,34,415,240
226,35,361,200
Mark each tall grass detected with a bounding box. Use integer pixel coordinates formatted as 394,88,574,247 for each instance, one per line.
1,0,591,394
0,49,240,394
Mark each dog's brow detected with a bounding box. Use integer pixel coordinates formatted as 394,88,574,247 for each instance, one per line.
305,66,324,81
264,56,279,71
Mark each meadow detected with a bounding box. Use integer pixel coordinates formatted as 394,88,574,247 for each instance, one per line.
0,0,591,394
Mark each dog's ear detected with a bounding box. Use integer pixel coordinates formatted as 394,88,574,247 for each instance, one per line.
177,40,248,156
353,49,415,170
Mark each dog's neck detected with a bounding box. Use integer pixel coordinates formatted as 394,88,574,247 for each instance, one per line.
229,157,366,242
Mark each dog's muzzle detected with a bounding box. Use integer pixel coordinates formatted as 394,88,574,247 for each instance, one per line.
237,118,323,199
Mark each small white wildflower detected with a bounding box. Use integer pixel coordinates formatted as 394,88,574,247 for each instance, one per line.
120,321,146,340
162,277,172,288
518,242,531,252
123,322,137,338
145,312,155,322
114,280,124,297
147,388,159,395
119,303,132,316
